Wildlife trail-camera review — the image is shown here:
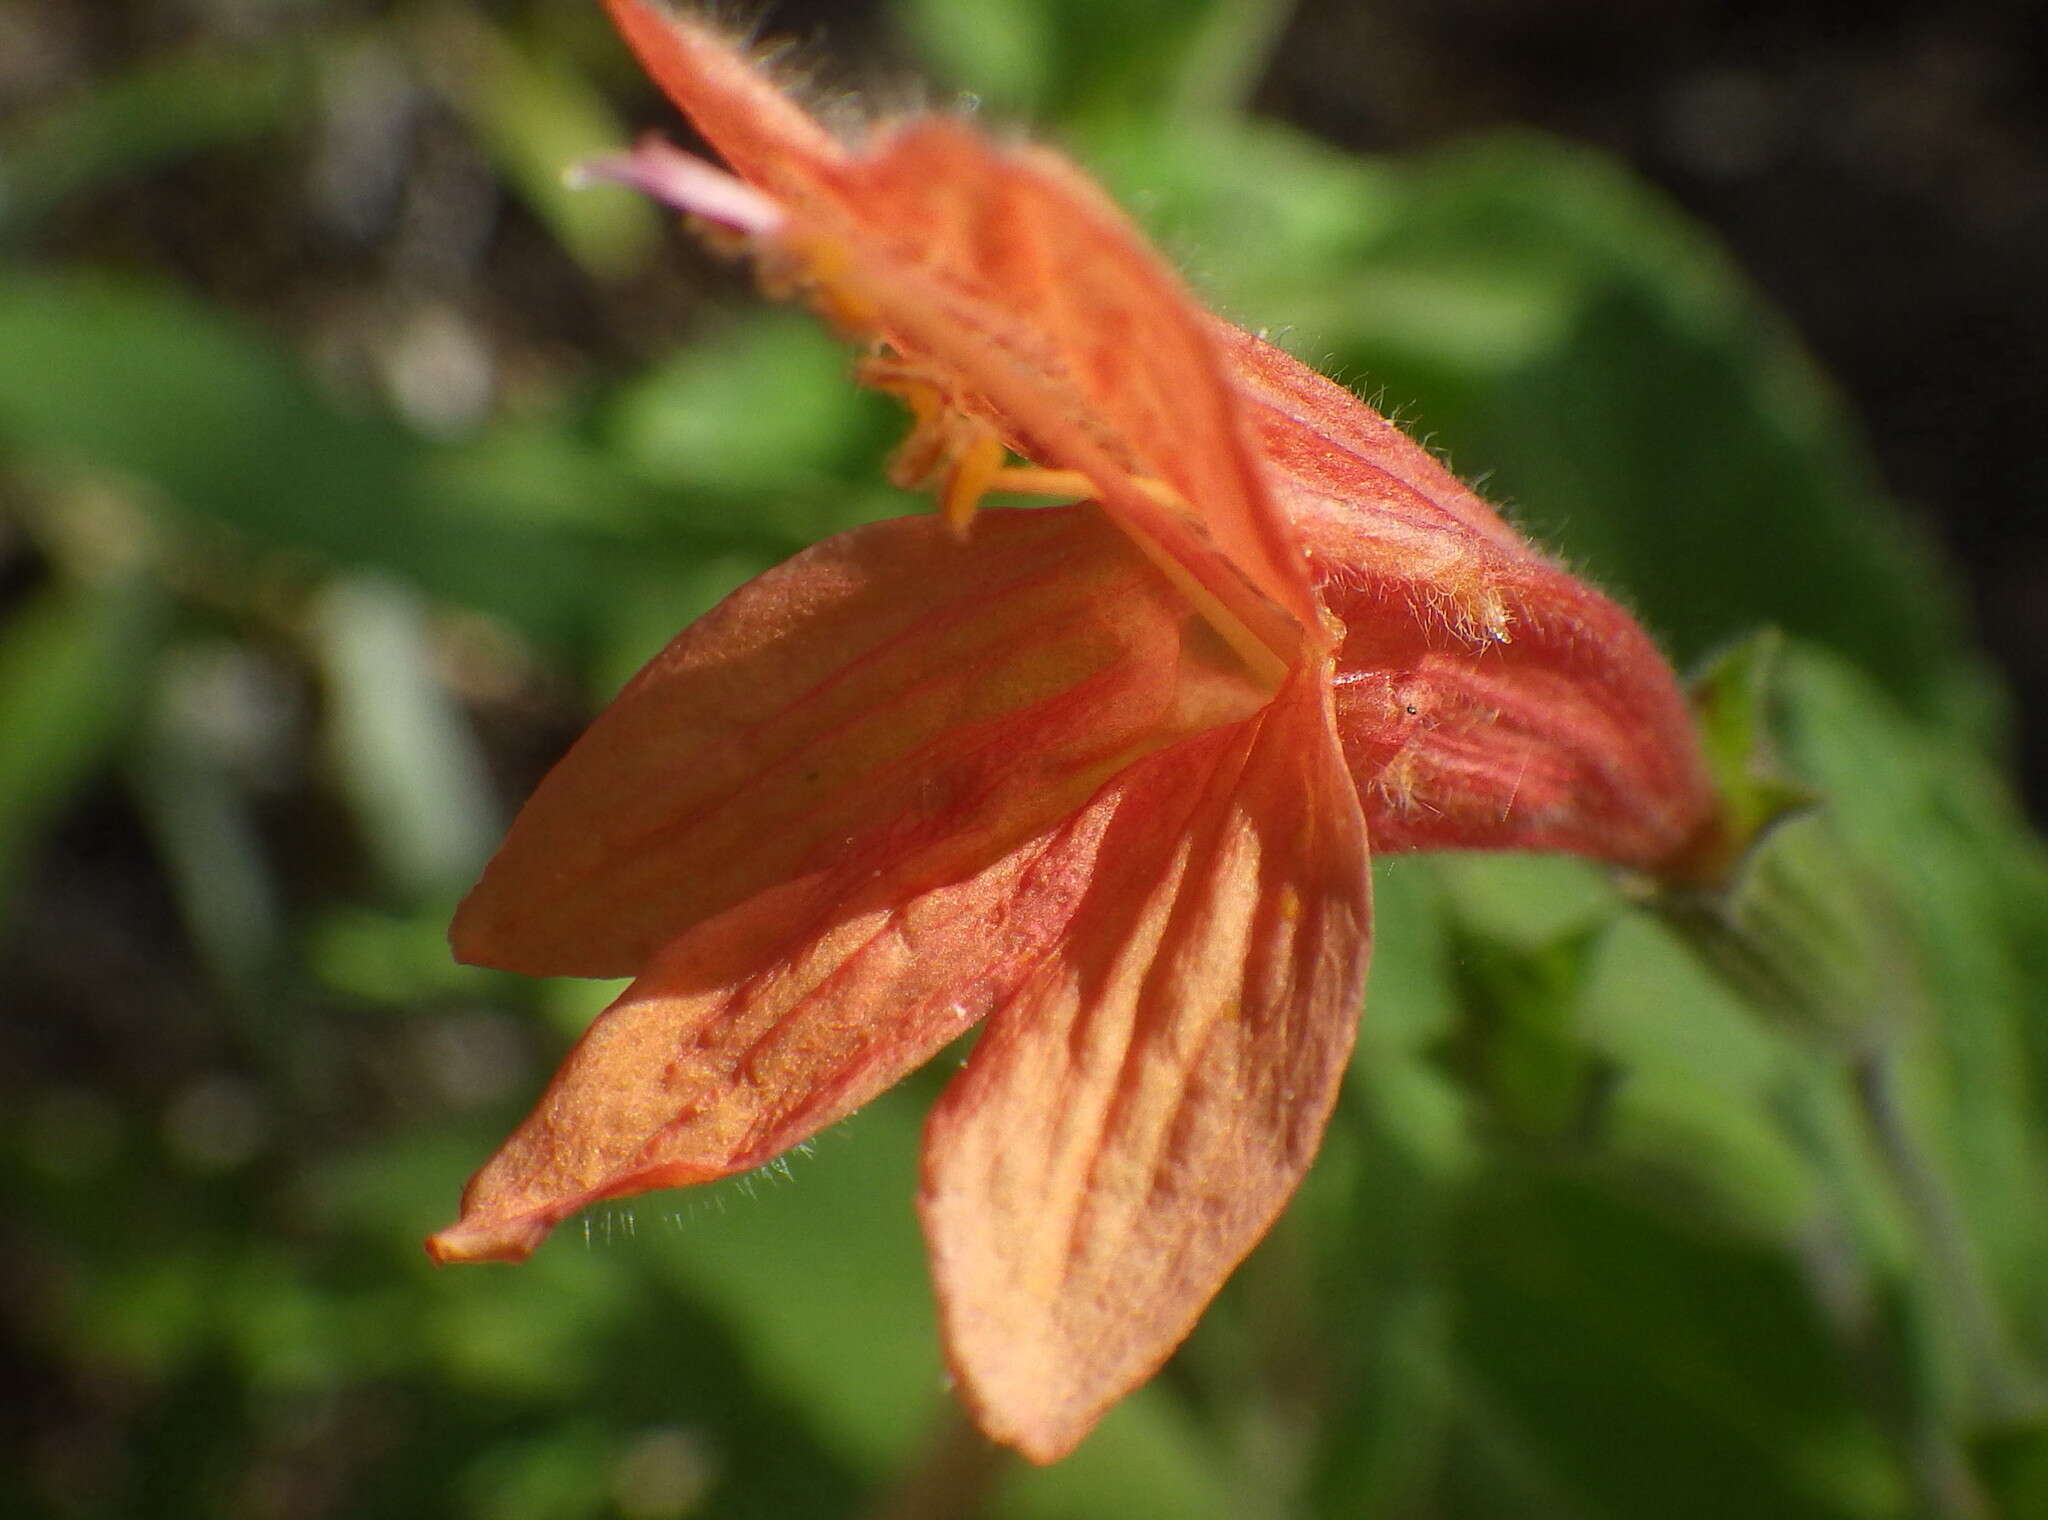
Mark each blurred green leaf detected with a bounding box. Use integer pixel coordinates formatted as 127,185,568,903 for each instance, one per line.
898,0,1054,111
609,311,872,500
1350,857,1476,1186
1976,1421,2048,1519
311,574,499,899
1430,853,1618,950
1775,647,2048,1418
1582,910,1835,1244
0,575,158,911
903,0,1290,124
1438,921,1610,1144
129,641,285,996
422,11,659,280
0,270,614,644
0,44,304,240
457,1422,614,1520
308,901,495,1004
1451,1166,1904,1519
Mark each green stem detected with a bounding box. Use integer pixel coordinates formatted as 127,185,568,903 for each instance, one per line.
1849,1041,2041,1429
1776,1056,1991,1520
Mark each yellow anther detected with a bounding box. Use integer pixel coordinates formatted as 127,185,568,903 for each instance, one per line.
941,429,1009,537
885,403,950,491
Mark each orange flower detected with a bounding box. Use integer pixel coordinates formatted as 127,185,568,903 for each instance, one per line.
426,0,1717,1461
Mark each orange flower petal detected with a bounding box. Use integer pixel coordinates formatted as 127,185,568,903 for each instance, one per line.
823,124,1318,657
454,506,1268,979
600,0,848,197
1218,326,1715,870
429,802,1123,1264
917,668,1372,1462
1219,320,1539,558
599,0,1318,670
1326,559,1716,870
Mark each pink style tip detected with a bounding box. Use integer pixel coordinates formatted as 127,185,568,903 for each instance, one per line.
569,135,786,238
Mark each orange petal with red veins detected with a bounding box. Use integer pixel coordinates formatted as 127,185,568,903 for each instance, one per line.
1326,557,1716,871
1216,320,1540,557
429,801,1124,1264
1213,327,1714,870
454,505,1266,980
918,667,1372,1462
825,123,1318,653
599,0,1316,667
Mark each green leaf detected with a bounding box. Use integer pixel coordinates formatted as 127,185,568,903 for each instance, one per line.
309,575,500,899
902,0,1290,124
0,270,614,643
1345,138,1985,734
1450,1166,1904,1519
128,642,286,996
1775,647,2048,1421
421,11,659,280
1685,629,1819,878
0,44,303,240
607,311,876,505
0,576,158,911
1436,921,1610,1144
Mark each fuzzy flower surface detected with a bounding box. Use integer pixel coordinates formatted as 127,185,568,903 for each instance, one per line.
426,0,1717,1462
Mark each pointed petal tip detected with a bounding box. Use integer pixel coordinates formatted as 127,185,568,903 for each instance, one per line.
976,1404,1093,1467
921,669,1370,1470
1015,1432,1083,1467
423,1213,549,1266
944,1342,1132,1464
445,891,537,977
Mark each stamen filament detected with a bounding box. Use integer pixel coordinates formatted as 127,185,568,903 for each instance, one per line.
1117,523,1292,691
985,467,1096,499
980,469,1289,689
942,431,1009,537
867,384,1293,690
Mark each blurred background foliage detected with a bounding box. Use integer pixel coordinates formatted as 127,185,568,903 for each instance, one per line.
2,1,2045,1517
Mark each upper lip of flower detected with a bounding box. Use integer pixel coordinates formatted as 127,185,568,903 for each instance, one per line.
425,0,1718,1465
595,0,1331,677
